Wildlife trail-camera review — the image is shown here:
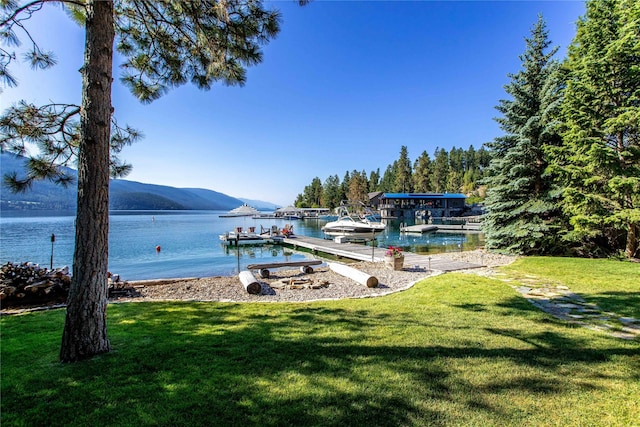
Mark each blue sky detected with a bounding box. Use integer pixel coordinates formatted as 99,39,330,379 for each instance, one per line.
1,1,585,206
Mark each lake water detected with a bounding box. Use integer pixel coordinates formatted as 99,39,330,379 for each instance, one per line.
0,210,483,280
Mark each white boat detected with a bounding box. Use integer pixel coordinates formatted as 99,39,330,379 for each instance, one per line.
321,204,386,239
219,203,260,218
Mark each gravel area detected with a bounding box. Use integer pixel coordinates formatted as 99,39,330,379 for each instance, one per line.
113,250,517,304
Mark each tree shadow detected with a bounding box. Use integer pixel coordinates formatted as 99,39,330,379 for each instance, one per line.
585,290,640,320
3,300,639,426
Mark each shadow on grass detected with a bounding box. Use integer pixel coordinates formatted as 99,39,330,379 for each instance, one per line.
585,290,640,320
2,299,639,427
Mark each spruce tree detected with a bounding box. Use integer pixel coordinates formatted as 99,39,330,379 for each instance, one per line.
483,16,565,255
553,0,640,258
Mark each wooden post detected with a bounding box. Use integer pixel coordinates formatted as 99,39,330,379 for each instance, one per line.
328,262,378,288
239,271,261,294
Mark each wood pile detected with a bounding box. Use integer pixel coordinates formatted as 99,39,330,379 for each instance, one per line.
1,262,71,307
0,262,139,308
270,278,329,290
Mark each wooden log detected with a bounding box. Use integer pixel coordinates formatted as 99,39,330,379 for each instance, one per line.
24,280,53,292
328,262,378,288
246,260,322,270
300,265,314,274
239,270,262,294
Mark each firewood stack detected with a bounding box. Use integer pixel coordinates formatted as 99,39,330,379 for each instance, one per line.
1,262,139,308
0,262,71,307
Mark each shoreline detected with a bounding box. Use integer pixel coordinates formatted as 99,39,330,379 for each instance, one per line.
1,250,517,314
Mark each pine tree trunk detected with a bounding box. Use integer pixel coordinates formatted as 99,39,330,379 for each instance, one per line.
60,0,114,363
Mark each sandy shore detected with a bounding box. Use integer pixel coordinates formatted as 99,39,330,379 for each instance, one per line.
113,250,517,304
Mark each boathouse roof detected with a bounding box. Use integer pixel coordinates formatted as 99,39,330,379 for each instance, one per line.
382,193,466,199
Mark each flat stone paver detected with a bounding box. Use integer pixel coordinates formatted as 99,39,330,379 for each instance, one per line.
513,278,640,340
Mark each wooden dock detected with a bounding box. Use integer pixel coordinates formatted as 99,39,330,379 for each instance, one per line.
400,223,482,233
400,224,438,233
282,236,483,272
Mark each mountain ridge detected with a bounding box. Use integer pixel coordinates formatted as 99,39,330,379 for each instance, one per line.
0,153,279,211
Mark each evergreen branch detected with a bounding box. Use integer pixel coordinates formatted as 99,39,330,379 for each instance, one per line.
1,100,141,188
0,0,82,87
1,0,46,27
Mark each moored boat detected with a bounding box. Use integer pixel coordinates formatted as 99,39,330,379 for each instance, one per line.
219,203,261,218
321,204,386,239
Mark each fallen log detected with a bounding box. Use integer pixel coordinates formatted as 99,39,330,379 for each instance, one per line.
328,262,378,288
239,270,262,295
246,260,323,279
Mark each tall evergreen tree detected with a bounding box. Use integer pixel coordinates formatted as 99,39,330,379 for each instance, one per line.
393,146,413,193
322,174,341,210
552,0,640,258
447,146,464,192
483,16,565,255
0,0,294,361
413,150,432,192
347,170,369,205
379,164,395,192
301,177,323,207
368,168,381,192
430,147,449,193
340,171,350,203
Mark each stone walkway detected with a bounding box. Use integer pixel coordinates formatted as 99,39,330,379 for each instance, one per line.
502,275,640,340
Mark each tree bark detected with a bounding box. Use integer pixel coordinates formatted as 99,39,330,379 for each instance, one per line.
60,0,114,362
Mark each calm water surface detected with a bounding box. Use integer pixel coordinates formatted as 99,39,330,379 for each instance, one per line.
0,210,483,280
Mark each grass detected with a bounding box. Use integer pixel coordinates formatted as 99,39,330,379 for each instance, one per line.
1,257,638,426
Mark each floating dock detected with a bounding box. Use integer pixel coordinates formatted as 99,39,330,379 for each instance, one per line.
282,236,483,272
400,224,439,233
400,223,482,233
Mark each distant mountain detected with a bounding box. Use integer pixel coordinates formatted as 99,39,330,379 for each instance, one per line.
109,180,241,210
0,153,275,211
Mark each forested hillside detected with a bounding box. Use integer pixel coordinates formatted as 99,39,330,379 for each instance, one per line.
1,153,255,211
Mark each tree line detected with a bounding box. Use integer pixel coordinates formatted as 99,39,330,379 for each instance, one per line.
294,144,491,209
296,1,640,260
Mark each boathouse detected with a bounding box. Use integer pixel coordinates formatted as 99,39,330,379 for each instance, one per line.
375,193,467,219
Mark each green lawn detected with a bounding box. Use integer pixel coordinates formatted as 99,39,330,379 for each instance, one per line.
1,257,638,426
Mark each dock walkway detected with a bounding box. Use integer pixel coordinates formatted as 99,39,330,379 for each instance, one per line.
283,236,482,272
400,223,482,233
